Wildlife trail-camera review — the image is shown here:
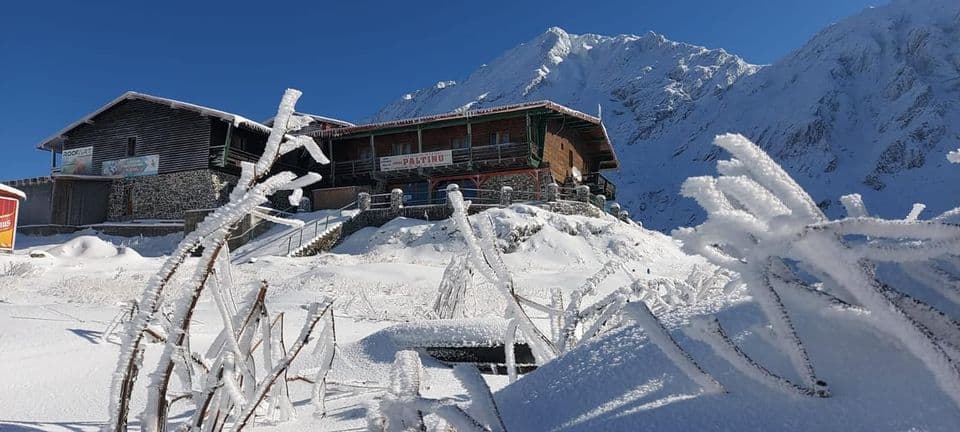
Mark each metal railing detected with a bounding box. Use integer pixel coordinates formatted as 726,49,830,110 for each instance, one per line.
283,201,359,256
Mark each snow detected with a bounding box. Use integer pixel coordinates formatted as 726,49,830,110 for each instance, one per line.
2,189,960,429
45,235,143,259
0,182,27,199
0,201,716,430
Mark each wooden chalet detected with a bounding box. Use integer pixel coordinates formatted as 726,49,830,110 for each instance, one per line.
302,101,619,207
27,91,351,223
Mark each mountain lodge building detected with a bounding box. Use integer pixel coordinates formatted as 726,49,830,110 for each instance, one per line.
302,101,619,208
6,92,619,228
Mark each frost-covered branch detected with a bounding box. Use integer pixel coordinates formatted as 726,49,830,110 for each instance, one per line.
675,133,960,407
106,89,331,432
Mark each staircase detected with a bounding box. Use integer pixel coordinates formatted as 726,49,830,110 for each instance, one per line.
230,204,358,263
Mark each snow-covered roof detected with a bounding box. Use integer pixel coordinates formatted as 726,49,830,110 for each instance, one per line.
311,100,619,169
263,112,354,129
314,100,603,137
0,183,26,200
37,91,274,151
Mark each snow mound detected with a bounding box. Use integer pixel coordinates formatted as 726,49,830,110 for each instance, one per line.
495,300,960,431
46,235,142,259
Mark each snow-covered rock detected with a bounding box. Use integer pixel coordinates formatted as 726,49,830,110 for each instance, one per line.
371,0,960,231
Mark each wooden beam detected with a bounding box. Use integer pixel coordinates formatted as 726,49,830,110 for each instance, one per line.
369,135,376,160
220,123,234,167
328,139,335,186
417,126,423,153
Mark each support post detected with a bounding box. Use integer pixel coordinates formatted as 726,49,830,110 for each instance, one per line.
500,186,513,207
328,139,335,186
594,194,606,209
417,127,423,153
546,183,559,202
446,183,460,210
390,188,403,212
609,202,621,216
466,121,473,167
575,185,590,203
221,122,234,167
358,192,371,211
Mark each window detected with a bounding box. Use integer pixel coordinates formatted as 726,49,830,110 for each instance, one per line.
489,131,510,145
359,147,372,160
451,136,469,149
392,142,411,155
126,137,137,157
568,149,574,168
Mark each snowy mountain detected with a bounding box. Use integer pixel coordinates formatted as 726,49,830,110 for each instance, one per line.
371,0,960,231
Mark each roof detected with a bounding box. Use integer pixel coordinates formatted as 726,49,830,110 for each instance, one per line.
310,100,619,170
37,91,274,151
0,183,26,200
263,112,354,129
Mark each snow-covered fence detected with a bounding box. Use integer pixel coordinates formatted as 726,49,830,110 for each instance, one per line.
674,133,960,405
105,89,340,431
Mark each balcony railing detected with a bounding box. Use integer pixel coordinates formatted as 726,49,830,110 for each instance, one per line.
332,141,533,177
582,172,616,200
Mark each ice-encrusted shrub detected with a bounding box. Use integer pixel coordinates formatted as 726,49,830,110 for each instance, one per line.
105,89,339,431
1,261,37,277
440,188,725,395
675,133,960,404
369,350,508,432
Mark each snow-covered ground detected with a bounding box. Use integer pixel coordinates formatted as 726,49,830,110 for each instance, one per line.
2,203,958,430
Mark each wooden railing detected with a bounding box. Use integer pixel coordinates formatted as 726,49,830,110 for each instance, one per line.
582,172,617,200
332,141,533,176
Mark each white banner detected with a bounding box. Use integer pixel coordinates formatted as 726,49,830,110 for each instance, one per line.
380,150,453,172
62,146,93,175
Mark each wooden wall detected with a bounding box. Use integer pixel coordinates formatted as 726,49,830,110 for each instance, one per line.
543,118,588,183
63,99,212,175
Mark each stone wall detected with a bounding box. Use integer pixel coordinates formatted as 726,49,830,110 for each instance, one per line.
108,169,238,221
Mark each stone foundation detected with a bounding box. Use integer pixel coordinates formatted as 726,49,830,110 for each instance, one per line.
108,169,238,221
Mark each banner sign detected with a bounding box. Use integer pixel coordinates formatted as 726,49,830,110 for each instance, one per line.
0,197,20,251
380,150,453,172
102,155,159,177
62,146,93,175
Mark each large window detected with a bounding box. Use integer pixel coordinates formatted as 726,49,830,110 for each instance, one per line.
451,136,469,149
489,131,510,145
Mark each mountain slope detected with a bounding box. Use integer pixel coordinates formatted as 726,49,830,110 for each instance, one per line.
371,0,960,231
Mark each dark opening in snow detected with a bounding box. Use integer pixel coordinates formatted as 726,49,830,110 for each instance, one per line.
424,344,537,375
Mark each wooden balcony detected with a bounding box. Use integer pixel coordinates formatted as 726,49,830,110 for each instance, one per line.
331,141,536,179
582,172,616,200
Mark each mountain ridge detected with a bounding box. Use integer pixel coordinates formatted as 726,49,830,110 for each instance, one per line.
371,0,960,231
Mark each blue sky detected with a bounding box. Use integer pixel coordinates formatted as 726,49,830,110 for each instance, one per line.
1,0,878,180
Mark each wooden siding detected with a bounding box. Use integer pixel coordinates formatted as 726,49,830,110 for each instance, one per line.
543,118,589,183
62,98,212,175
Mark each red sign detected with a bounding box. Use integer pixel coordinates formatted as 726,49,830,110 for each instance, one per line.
0,196,20,251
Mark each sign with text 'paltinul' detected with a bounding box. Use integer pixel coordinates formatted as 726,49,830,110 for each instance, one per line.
380,150,453,172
